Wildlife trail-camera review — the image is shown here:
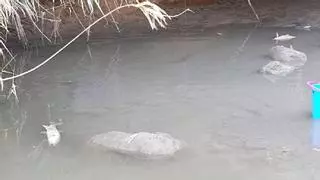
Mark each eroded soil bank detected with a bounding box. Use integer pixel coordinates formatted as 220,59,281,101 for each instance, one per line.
7,0,320,47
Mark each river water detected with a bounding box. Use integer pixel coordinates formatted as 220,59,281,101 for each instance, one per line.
1,25,320,179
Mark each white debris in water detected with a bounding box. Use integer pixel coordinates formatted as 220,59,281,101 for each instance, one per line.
42,124,61,146
313,147,320,152
296,25,312,31
273,32,296,42
302,25,312,31
260,61,295,76
88,131,185,159
269,45,307,67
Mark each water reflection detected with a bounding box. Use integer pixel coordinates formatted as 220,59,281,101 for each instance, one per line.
311,120,320,151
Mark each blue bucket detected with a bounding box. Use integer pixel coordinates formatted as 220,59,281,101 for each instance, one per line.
307,81,320,120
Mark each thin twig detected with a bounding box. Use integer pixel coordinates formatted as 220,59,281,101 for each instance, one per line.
247,0,260,22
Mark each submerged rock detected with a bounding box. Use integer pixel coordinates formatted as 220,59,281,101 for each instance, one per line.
260,45,307,77
269,45,307,67
260,61,295,76
88,131,185,159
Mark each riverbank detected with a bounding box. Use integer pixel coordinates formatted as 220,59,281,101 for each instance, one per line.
5,0,320,48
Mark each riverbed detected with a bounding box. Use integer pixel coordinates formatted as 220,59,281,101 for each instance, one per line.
1,24,320,180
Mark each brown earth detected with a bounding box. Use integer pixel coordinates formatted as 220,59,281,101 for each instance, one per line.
7,0,320,47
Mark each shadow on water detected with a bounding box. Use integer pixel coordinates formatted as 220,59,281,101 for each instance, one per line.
2,24,320,179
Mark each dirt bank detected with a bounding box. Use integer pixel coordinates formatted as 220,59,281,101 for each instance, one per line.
7,0,320,47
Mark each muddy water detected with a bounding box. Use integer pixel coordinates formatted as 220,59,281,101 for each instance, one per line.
2,25,320,179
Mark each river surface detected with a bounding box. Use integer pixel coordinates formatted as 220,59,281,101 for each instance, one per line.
1,25,320,180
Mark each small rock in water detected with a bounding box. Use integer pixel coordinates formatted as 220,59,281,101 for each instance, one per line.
269,45,307,67
260,61,295,76
88,131,185,159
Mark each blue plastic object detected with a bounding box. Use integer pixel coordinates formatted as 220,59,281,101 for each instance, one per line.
312,84,320,120
307,81,320,120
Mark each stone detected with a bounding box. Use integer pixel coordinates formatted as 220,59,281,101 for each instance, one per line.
260,61,295,76
88,131,185,159
269,45,307,67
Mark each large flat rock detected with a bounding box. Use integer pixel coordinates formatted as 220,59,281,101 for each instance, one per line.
88,131,185,159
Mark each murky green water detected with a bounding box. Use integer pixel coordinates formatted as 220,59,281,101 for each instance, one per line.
2,25,320,180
